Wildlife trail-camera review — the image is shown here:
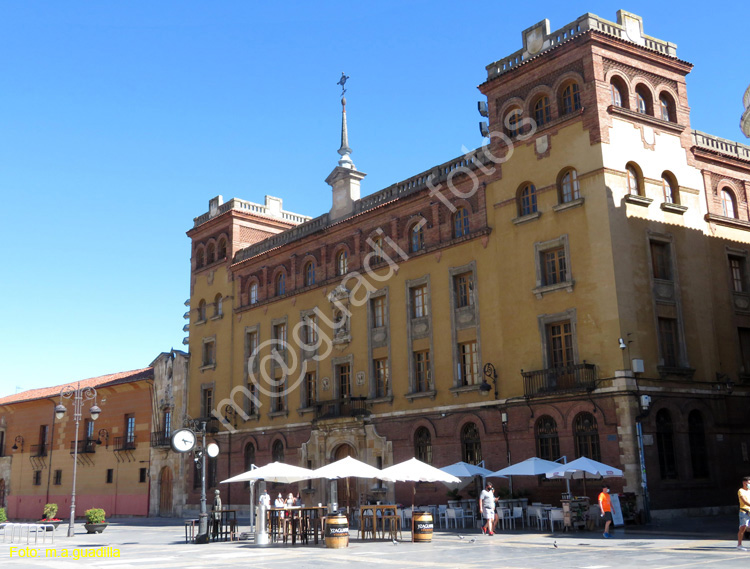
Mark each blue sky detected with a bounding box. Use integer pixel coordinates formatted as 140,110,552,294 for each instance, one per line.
1,1,747,396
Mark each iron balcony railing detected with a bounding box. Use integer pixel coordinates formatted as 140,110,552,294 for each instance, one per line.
31,444,48,457
69,439,97,454
150,432,171,448
114,436,137,451
314,397,369,420
522,362,597,397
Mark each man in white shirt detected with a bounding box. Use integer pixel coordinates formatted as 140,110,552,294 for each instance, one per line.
479,482,498,535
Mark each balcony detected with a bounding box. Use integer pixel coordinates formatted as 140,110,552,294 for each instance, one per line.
114,436,137,451
30,444,48,457
70,439,97,454
150,432,171,448
522,363,597,397
314,397,369,420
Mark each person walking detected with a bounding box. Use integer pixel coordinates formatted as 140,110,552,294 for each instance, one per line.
598,484,613,538
737,476,750,550
479,482,498,535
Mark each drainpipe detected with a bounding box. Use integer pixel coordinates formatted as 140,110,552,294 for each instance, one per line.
45,398,57,508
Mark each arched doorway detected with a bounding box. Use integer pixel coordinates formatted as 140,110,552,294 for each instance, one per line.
334,444,357,511
159,466,173,516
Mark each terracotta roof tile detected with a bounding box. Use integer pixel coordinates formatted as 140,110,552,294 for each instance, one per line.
0,368,153,406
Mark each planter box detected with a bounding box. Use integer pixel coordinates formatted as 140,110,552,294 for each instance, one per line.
39,521,62,531
84,523,108,534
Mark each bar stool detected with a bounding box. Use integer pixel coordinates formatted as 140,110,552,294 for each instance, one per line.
360,509,375,540
384,512,402,541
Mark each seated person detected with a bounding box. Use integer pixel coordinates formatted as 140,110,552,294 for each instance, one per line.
286,492,296,508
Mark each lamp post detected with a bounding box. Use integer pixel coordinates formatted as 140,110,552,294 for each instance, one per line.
55,383,101,538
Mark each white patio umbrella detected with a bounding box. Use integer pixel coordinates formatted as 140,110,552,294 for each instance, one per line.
440,461,494,478
488,457,560,477
380,458,461,484
312,456,384,514
544,457,623,479
545,457,623,495
312,456,384,479
220,461,315,484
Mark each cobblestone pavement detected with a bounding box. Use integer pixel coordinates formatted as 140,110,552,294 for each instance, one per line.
1,514,746,568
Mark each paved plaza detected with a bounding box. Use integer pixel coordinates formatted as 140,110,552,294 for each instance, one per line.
1,514,746,568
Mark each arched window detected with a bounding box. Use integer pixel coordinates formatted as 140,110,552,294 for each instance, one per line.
656,409,677,480
626,164,642,196
213,293,223,317
505,107,522,138
206,242,215,264
304,261,315,287
217,238,227,260
573,412,601,461
336,250,348,276
249,282,258,305
688,410,709,478
271,440,284,463
410,222,425,252
244,443,255,487
559,168,580,203
461,422,482,465
560,82,581,115
275,272,285,296
533,95,551,126
610,76,628,109
453,207,469,238
196,247,205,269
197,299,206,322
661,172,679,204
369,235,384,264
519,183,537,216
414,427,432,465
635,85,652,115
659,93,676,122
722,189,737,218
535,416,560,461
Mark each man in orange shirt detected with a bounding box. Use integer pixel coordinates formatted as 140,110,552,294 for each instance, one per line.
598,484,613,538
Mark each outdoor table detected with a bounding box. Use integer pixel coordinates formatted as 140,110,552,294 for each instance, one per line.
267,506,327,544
359,505,397,540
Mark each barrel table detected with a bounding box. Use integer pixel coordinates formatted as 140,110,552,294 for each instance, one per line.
412,511,433,543
325,514,349,548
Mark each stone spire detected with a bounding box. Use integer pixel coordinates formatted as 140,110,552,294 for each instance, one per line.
338,96,354,168
327,72,366,221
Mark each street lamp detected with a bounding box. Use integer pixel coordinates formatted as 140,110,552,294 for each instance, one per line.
55,382,101,537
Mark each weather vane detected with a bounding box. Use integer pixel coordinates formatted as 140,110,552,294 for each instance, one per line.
337,72,350,98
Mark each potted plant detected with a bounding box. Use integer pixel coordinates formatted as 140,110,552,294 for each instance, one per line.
83,508,108,534
0,506,6,523
40,503,62,530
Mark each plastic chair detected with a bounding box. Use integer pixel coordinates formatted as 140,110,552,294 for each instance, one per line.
527,506,547,531
511,506,525,529
549,509,564,532
446,508,461,529
438,505,448,528
495,507,511,530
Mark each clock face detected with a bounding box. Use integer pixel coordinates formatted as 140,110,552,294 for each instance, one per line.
171,428,197,453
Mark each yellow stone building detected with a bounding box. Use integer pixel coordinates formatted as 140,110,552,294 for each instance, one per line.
183,10,750,518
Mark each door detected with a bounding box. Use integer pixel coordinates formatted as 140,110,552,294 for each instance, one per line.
334,444,356,511
159,466,173,516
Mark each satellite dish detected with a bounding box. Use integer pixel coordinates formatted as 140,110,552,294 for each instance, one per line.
477,101,489,117
479,121,490,137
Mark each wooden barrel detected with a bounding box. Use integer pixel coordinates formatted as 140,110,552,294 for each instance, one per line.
325,514,349,548
412,511,433,543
